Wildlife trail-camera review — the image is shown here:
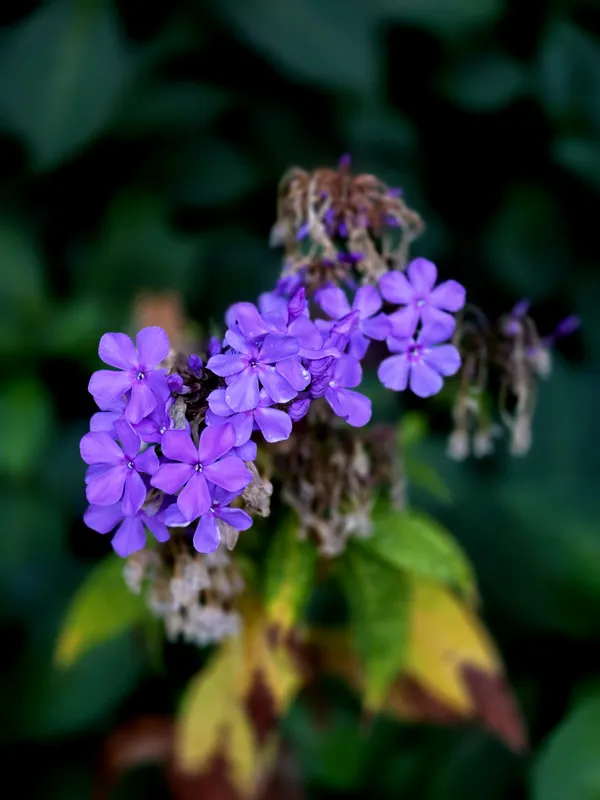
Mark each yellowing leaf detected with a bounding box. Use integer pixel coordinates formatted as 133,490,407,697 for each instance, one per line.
359,507,476,599
176,643,239,774
55,554,146,668
402,579,497,713
263,516,316,632
341,544,409,709
306,578,526,751
175,596,305,795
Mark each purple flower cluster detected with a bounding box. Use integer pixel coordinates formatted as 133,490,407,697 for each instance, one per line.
82,327,253,558
80,260,465,558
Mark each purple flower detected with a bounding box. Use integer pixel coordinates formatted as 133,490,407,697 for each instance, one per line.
164,486,252,554
88,327,170,424
133,398,187,444
207,332,299,412
151,425,251,522
325,355,372,427
84,501,170,557
379,259,465,339
316,285,391,358
289,396,311,421
206,388,292,444
80,420,159,514
378,325,461,397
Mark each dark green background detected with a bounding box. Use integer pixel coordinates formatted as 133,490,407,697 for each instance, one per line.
1,0,599,797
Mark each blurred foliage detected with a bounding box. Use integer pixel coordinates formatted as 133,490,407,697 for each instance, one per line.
0,0,599,797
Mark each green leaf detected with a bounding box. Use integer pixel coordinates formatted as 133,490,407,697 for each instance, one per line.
537,19,600,135
210,0,377,93
532,691,600,800
358,507,474,597
405,457,453,503
22,633,145,738
55,554,147,668
0,379,54,479
78,191,199,297
439,51,528,111
552,137,600,191
484,184,567,299
0,0,133,169
341,544,410,708
378,0,503,37
113,82,230,137
264,517,317,631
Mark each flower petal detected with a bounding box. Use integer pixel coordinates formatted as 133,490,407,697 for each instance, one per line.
198,423,236,464
429,279,466,312
234,302,271,339
99,333,137,370
407,258,437,293
134,445,159,475
388,306,419,338
136,326,170,369
258,366,297,404
420,306,457,339
177,471,211,521
207,389,234,417
216,507,253,531
316,286,350,320
229,412,254,446
334,355,362,389
418,322,455,347
144,515,170,543
122,470,147,516
337,388,372,427
207,353,249,377
254,407,292,442
192,514,220,553
353,285,382,319
378,355,410,391
259,333,299,364
288,315,322,352
409,361,444,397
80,431,123,466
111,517,146,557
83,503,123,533
379,271,414,304
348,331,370,360
423,344,461,377
89,370,133,408
162,503,188,527
161,430,198,464
204,457,251,492
126,381,157,424
226,370,260,412
86,465,127,505
114,419,141,460
151,462,194,493
234,440,257,461
360,312,391,341
276,356,311,390
90,410,121,437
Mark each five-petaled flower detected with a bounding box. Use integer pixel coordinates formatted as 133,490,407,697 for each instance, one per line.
325,355,372,427
151,425,251,522
84,501,170,557
379,258,465,339
378,325,461,397
207,332,300,412
88,326,170,424
164,485,252,554
316,285,391,359
80,420,159,514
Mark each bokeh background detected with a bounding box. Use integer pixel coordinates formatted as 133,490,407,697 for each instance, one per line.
1,0,599,797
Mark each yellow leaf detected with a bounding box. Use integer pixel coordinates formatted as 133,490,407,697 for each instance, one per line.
403,578,498,713
175,596,306,795
175,642,239,774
